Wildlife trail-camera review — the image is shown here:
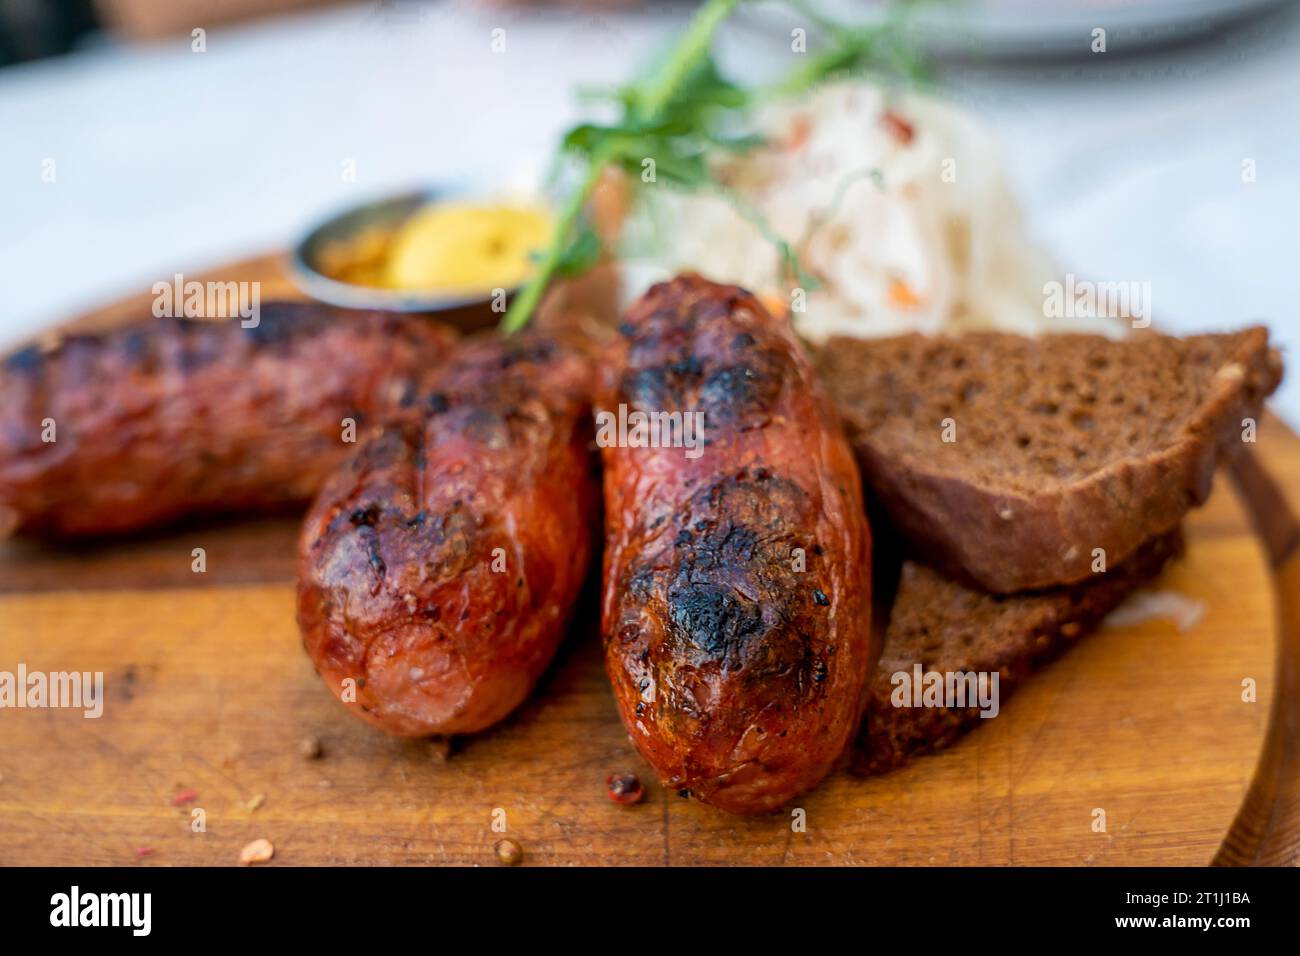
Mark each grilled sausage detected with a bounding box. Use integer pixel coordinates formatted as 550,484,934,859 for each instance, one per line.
297,332,599,736
599,275,874,814
0,303,455,537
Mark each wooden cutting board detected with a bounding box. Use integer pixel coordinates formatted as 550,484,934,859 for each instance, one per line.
0,254,1297,866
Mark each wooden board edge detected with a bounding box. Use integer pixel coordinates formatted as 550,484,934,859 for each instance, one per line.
1216,439,1300,866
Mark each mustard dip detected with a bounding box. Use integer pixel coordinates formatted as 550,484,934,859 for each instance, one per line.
383,201,553,293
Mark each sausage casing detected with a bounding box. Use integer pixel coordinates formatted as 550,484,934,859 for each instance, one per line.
599,275,874,813
297,333,599,736
0,303,455,537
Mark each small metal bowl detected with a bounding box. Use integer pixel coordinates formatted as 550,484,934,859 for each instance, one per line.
290,186,519,331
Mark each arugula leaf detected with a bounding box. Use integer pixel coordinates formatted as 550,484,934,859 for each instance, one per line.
552,220,603,279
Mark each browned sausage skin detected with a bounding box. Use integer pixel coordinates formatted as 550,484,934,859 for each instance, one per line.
599,274,874,814
297,333,599,736
0,303,455,537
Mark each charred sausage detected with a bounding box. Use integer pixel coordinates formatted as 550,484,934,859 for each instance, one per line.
599,274,874,814
0,303,455,537
297,332,599,736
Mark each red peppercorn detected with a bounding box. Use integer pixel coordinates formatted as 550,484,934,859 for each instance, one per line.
606,772,644,805
494,839,523,866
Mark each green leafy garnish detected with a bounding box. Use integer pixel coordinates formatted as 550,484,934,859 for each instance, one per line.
551,220,602,279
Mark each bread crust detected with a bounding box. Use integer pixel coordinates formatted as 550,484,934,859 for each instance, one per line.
856,527,1184,775
820,328,1281,593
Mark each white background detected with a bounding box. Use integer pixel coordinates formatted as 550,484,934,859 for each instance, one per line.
1,0,1297,423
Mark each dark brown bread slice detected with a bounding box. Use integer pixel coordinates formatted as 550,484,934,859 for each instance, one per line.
855,527,1184,775
816,329,1281,593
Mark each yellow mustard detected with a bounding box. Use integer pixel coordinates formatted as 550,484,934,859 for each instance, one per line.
384,201,552,293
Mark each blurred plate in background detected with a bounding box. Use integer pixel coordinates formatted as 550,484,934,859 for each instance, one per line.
743,0,1295,57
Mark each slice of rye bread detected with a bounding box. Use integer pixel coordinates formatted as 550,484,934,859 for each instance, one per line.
816,329,1281,593
854,526,1184,775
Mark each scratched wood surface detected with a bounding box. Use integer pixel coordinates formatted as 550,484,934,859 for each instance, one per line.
0,255,1290,866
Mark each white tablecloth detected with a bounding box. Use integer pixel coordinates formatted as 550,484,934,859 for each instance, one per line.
1,0,1296,423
